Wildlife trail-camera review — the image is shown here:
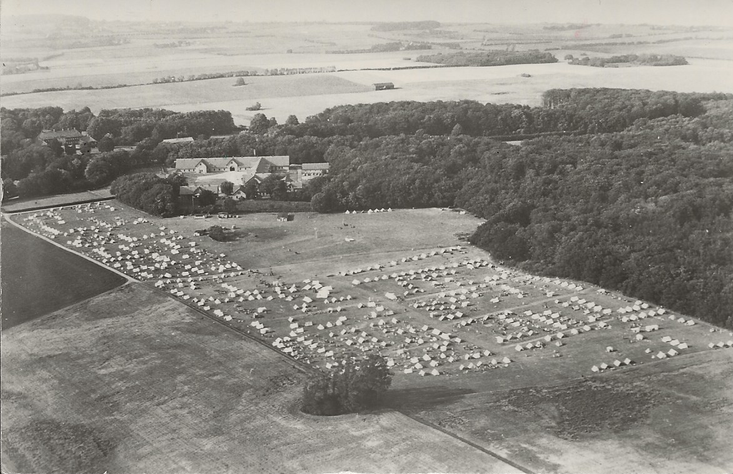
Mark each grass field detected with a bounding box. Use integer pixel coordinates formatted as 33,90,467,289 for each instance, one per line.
0,220,126,330
6,202,733,472
1,283,522,474
400,349,733,474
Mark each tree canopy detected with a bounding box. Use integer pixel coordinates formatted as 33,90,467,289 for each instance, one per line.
301,353,392,416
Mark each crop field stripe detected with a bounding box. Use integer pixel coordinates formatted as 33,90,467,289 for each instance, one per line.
399,411,537,474
4,213,135,284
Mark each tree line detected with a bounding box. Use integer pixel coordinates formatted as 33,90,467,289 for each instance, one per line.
1,107,237,200
416,50,558,67
301,93,733,329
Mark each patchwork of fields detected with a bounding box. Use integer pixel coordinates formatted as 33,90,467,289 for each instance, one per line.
4,59,732,125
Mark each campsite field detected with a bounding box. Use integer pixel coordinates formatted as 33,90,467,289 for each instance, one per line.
0,220,126,330
4,58,732,125
0,283,522,474
7,202,733,473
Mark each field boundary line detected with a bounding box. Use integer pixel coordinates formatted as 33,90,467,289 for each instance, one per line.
3,214,137,283
397,411,537,474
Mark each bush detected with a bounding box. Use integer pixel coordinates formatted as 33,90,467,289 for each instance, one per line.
301,353,392,416
208,225,226,241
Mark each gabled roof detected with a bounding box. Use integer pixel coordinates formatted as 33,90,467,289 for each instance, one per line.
175,158,208,169
175,156,290,171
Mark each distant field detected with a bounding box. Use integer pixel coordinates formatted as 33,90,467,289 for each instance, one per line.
4,59,731,125
1,283,521,474
0,220,126,330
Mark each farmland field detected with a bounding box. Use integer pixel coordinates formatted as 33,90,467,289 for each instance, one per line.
3,59,732,125
0,219,127,330
1,283,522,474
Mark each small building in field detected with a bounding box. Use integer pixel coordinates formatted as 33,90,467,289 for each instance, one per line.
374,82,395,91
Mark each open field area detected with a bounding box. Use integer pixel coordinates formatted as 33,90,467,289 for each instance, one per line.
8,203,733,473
398,349,733,474
1,283,523,474
4,59,732,125
0,220,126,330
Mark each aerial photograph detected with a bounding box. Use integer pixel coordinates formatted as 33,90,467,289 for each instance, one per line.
1,0,732,472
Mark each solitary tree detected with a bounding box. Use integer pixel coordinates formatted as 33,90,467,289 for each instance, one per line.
97,136,115,152
223,197,237,214
220,180,234,195
243,179,259,199
301,353,392,416
285,114,300,126
249,113,270,134
246,102,262,111
196,189,217,207
234,77,246,87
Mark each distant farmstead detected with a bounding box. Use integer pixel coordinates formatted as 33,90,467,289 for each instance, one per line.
175,156,291,174
38,129,97,151
373,82,395,91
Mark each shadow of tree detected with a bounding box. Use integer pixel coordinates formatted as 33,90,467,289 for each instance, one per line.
380,385,476,413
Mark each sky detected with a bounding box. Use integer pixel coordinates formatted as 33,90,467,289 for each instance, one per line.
2,0,733,26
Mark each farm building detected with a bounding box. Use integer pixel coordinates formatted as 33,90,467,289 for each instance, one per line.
374,82,395,91
175,156,290,174
231,186,248,201
38,129,84,146
38,129,97,151
301,162,330,178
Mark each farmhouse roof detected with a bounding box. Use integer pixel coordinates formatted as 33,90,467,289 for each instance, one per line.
179,186,195,196
302,162,330,170
175,156,290,171
38,129,83,140
161,137,194,144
